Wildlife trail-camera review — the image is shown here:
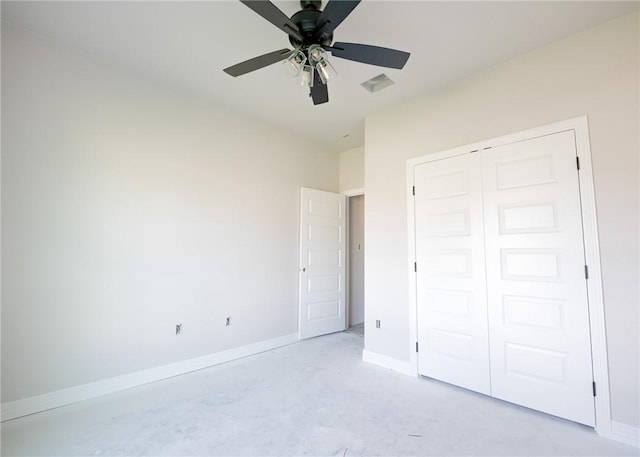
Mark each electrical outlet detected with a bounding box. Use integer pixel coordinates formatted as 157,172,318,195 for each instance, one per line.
375,320,381,329
176,324,182,335
226,317,231,326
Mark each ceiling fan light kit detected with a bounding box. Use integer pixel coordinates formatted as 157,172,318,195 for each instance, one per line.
299,64,314,87
307,44,337,84
223,0,410,105
283,50,307,77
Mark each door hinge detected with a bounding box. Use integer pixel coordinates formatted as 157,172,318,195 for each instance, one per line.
416,341,419,352
576,156,581,170
593,381,597,397
585,265,589,279
412,186,415,196
414,262,417,272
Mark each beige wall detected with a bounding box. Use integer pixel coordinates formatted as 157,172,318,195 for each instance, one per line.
339,147,365,193
1,26,338,403
364,12,639,429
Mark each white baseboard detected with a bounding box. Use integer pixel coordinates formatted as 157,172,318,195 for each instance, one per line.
362,349,417,376
609,420,640,448
1,333,298,422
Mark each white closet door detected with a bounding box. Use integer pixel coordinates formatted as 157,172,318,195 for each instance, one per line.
414,153,490,395
481,131,595,426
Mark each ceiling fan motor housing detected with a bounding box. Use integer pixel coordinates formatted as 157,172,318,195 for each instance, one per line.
300,0,321,9
289,2,333,50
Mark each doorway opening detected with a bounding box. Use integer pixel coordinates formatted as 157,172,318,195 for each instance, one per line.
347,194,365,336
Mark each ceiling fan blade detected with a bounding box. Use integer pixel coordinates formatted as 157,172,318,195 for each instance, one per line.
223,49,293,77
240,1,304,42
315,0,360,37
310,70,329,105
328,42,410,69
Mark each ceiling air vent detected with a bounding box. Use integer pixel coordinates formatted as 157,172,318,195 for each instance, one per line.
361,74,394,93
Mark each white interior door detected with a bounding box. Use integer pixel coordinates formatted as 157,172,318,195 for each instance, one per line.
414,153,491,395
482,131,595,426
299,188,346,339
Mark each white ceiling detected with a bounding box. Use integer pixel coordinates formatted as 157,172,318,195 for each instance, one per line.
2,1,637,152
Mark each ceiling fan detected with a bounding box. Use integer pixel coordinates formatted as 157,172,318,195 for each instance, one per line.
223,0,411,105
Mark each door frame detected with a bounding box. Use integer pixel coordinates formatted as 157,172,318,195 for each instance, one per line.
406,116,611,437
343,188,365,329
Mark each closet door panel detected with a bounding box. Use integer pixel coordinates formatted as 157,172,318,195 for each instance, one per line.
481,131,595,426
414,153,490,395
